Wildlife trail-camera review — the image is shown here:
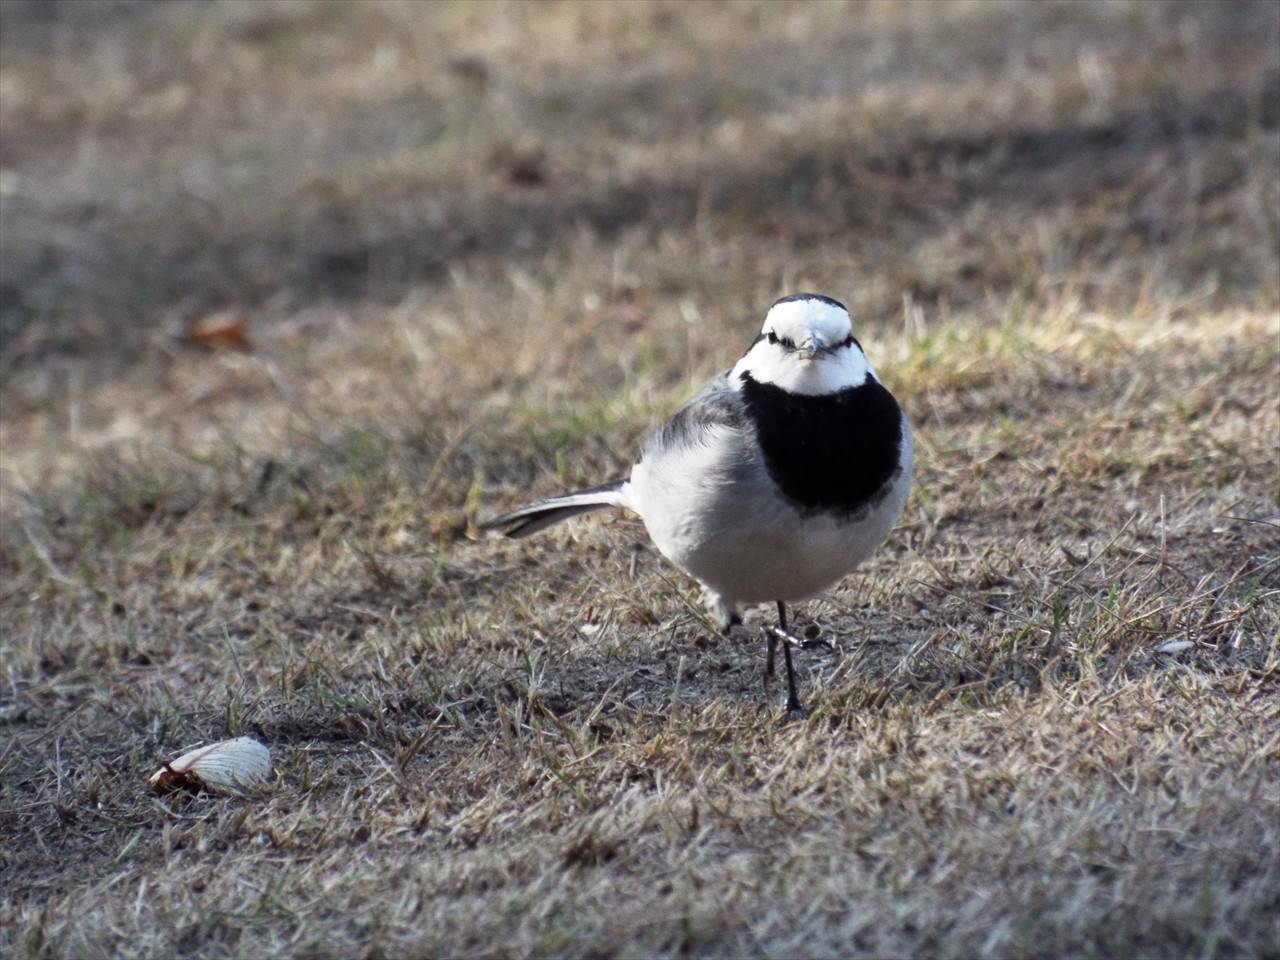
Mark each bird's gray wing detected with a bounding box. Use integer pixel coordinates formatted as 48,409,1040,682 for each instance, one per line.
641,371,749,460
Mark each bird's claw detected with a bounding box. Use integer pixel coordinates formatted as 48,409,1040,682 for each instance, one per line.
766,626,835,654
783,699,808,721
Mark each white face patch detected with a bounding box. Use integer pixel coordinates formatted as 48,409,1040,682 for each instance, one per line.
762,298,853,350
730,297,873,396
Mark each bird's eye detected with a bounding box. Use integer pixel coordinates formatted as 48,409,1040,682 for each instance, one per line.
781,337,795,350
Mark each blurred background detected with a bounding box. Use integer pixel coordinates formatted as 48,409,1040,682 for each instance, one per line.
2,1,1276,472
3,6,1278,955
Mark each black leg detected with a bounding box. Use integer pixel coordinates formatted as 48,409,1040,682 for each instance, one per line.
777,601,806,717
763,602,835,715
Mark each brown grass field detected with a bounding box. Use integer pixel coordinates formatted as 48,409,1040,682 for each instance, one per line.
2,1,1279,957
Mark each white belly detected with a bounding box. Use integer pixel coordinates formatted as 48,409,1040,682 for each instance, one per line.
624,421,912,605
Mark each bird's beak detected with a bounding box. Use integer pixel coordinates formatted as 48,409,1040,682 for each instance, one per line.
796,335,827,360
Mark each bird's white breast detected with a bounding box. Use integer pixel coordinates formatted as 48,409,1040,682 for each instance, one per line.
624,414,912,606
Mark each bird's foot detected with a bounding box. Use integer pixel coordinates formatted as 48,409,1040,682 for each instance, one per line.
766,625,834,654
703,589,742,635
781,697,808,722
722,615,754,644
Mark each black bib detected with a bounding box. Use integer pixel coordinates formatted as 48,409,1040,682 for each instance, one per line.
740,373,904,517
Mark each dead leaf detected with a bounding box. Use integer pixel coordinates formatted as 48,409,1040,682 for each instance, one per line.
185,309,250,349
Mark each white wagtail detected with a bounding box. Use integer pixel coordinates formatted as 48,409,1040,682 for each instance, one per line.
483,293,913,715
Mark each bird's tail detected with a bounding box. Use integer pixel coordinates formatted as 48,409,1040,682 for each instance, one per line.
480,479,628,539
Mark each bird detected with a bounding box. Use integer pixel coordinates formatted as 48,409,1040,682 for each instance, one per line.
482,293,913,715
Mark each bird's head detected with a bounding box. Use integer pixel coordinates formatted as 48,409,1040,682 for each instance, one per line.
732,293,872,395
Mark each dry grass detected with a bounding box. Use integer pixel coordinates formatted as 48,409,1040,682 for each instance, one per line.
2,1,1279,957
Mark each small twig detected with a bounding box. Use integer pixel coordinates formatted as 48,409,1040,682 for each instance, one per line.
1059,513,1137,589
1186,557,1280,606
1240,729,1280,776
1222,515,1280,529
651,569,721,635
911,577,1038,628
21,524,82,590
421,414,481,501
222,624,248,689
